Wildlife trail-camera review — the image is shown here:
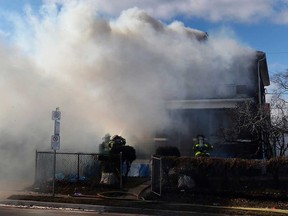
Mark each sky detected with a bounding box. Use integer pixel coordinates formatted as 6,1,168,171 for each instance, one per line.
0,0,287,182
1,0,287,74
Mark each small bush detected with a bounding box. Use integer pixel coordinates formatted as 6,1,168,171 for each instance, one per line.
266,156,288,182
156,156,288,191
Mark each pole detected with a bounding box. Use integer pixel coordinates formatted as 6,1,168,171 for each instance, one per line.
53,149,56,197
51,107,61,197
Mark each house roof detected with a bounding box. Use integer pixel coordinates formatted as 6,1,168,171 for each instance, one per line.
257,51,270,86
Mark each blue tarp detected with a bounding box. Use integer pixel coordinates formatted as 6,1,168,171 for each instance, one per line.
54,173,87,182
123,163,150,177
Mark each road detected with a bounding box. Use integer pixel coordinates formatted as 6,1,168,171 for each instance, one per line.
0,206,150,216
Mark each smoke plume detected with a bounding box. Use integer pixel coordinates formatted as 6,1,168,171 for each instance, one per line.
0,1,255,182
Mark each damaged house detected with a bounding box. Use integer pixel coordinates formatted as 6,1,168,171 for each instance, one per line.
154,50,270,158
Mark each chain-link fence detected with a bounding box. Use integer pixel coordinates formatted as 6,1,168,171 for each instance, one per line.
34,151,153,196
35,151,122,190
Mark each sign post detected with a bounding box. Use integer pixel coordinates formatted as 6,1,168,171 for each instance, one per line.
51,107,61,197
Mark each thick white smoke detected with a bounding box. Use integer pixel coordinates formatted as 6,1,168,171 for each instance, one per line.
0,1,255,182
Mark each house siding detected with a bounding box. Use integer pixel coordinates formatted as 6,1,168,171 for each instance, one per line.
152,52,270,159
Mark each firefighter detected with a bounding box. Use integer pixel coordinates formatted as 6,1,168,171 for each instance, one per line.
99,133,111,154
193,135,213,157
108,135,126,150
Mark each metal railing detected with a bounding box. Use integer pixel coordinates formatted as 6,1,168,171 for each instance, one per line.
151,156,162,196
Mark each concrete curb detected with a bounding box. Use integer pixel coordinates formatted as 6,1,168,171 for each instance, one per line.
0,199,210,216
167,202,288,215
1,198,288,216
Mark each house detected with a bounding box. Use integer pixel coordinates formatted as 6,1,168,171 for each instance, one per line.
153,51,270,158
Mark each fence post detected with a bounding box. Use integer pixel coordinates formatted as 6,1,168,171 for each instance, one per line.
77,153,80,183
120,152,123,189
160,157,162,196
34,150,38,184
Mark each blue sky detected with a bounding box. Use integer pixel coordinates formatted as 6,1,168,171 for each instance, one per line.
0,0,287,75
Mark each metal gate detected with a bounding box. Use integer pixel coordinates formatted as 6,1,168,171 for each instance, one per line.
151,156,162,196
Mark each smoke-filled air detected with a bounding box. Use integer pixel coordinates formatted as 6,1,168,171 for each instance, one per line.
0,1,255,181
